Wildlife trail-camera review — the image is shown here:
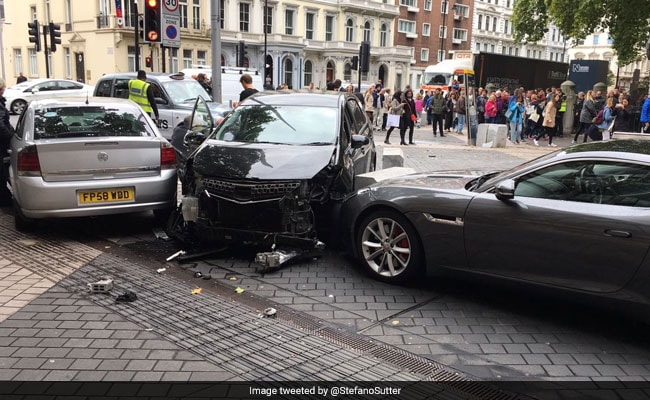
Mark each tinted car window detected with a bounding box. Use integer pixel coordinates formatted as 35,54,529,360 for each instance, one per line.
215,104,337,145
346,98,367,135
115,79,131,99
32,105,153,139
58,81,83,90
515,160,650,207
95,79,113,97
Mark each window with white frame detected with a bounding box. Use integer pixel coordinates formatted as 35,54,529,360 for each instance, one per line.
478,15,482,30
441,0,448,14
13,49,22,76
453,28,467,41
305,12,315,39
492,17,497,31
475,42,480,52
220,0,224,29
197,50,207,65
265,6,272,34
363,21,371,42
192,0,201,30
285,9,294,35
304,60,313,86
325,15,334,41
240,3,250,32
29,49,38,76
64,48,71,78
345,18,354,42
179,0,188,28
170,48,179,72
183,49,193,68
437,50,445,62
343,63,351,81
439,25,447,39
380,23,388,46
515,47,519,56
490,44,495,53
128,46,136,72
400,0,416,6
424,0,432,10
398,19,415,34
420,48,429,62
455,4,469,17
422,23,430,36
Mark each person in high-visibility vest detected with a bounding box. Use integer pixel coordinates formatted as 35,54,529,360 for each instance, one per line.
556,90,566,137
128,70,159,121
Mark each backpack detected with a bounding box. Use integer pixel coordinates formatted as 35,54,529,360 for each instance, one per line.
593,109,604,124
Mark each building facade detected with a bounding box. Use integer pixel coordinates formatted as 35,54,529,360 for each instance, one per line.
0,0,415,93
394,0,473,91
471,0,567,64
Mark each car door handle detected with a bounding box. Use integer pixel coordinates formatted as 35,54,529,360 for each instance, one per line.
603,229,632,238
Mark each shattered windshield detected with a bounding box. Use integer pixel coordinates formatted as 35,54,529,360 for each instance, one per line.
214,104,338,145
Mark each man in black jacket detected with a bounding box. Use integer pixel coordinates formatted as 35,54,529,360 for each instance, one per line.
0,78,16,206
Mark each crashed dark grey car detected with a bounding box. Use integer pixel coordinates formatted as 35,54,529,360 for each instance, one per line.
167,91,376,266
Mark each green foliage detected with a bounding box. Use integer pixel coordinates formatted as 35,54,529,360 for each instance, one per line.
512,0,650,65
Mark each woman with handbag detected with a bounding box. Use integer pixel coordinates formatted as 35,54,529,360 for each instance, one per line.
401,89,417,145
384,90,404,144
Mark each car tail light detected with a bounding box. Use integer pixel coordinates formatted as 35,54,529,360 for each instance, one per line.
17,145,41,176
160,141,176,169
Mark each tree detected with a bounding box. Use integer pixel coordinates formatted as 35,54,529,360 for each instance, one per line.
511,0,650,65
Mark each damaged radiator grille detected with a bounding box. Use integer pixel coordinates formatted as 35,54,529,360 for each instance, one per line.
201,178,301,202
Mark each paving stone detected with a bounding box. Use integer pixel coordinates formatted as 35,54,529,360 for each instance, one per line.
66,348,99,359
72,370,108,381
97,359,130,370
103,371,137,381
479,344,506,354
569,365,601,377
39,348,73,359
12,347,45,358
41,358,75,370
13,369,50,380
12,358,48,369
522,353,552,365
69,359,103,370
548,353,578,365
153,360,184,371
125,359,157,371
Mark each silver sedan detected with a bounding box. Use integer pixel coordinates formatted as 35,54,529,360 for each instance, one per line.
7,97,178,231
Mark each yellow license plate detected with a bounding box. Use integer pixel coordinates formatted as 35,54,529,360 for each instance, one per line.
78,188,135,204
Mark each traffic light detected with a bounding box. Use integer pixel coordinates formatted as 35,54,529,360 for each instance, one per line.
27,20,41,52
49,23,61,53
237,40,247,67
143,0,161,43
360,41,371,73
145,56,152,68
138,18,145,42
351,56,359,71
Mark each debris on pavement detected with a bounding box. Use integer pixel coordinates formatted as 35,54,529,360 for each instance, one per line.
87,278,114,293
152,228,170,241
115,291,138,303
193,271,203,278
202,274,212,280
166,249,186,261
391,320,400,326
235,287,245,294
191,288,202,295
228,276,237,281
156,268,167,274
263,307,277,318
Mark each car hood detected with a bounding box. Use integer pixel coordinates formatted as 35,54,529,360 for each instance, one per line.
3,88,24,99
373,170,488,190
192,141,336,180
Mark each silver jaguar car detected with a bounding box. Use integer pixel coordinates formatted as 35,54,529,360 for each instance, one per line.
7,97,178,231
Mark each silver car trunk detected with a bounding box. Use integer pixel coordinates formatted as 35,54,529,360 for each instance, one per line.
35,137,162,182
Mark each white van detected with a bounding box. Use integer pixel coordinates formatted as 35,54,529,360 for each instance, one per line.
180,67,264,105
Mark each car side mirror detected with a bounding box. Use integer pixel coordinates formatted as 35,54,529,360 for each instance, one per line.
154,97,168,105
351,134,369,149
495,179,515,201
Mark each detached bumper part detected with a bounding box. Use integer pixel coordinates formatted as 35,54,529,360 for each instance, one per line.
255,240,325,269
255,250,298,269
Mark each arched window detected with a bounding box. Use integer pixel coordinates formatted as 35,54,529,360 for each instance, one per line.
221,54,225,66
380,23,387,46
326,60,335,83
344,63,352,81
346,19,354,42
363,21,371,42
283,58,293,89
304,60,313,86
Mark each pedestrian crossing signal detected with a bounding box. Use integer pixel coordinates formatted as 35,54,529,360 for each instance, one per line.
145,56,152,68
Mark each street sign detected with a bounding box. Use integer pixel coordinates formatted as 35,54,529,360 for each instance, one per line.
162,15,180,47
161,0,180,47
